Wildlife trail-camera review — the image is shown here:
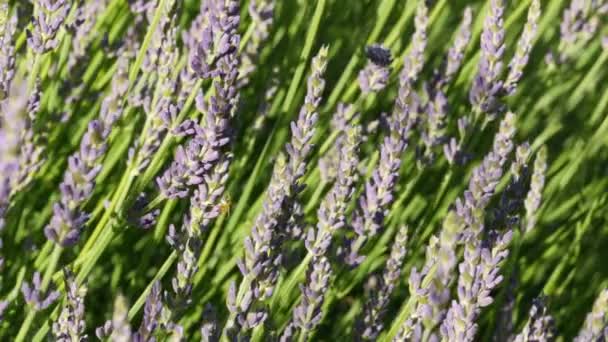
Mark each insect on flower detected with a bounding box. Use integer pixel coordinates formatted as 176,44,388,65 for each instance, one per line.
218,195,232,216
365,44,392,67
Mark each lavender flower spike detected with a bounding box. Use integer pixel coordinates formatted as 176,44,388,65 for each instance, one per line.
574,289,608,341
306,122,361,257
503,0,541,95
441,6,473,87
28,0,71,54
292,256,332,339
21,272,60,311
157,0,240,198
0,4,17,100
96,294,133,342
440,229,513,342
524,146,547,233
558,0,607,62
358,44,392,94
401,0,428,84
513,297,556,342
52,269,87,341
358,225,409,340
167,0,241,313
400,113,516,340
345,71,414,266
469,0,506,118
238,0,275,88
227,46,328,336
44,58,129,247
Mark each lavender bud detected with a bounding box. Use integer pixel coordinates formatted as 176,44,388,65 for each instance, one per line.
21,272,60,311
238,0,275,88
559,0,606,62
52,269,87,341
292,256,332,338
514,297,556,342
346,80,413,266
319,103,357,183
405,113,516,339
67,0,106,69
229,47,328,336
401,0,428,84
524,146,547,233
421,88,448,162
307,123,361,257
96,294,132,342
45,58,129,247
440,229,512,341
470,0,506,118
442,7,473,87
575,289,608,342
503,0,541,95
358,225,408,340
28,0,71,54
0,5,16,100
135,281,163,340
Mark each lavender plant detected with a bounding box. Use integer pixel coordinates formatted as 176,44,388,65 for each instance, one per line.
0,1,606,341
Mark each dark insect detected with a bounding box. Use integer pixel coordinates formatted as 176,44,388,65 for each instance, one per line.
365,44,393,67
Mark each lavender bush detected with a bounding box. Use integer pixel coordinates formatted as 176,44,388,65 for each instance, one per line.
0,0,607,341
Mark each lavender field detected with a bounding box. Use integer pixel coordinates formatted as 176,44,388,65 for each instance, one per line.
0,0,607,340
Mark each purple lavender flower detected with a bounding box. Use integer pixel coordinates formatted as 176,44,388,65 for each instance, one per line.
401,0,428,84
227,47,328,337
503,0,541,95
134,281,163,340
165,0,241,324
21,272,60,311
357,225,408,340
306,122,361,257
420,87,448,163
469,0,506,118
402,113,516,339
574,289,608,341
440,6,473,87
12,82,44,196
358,44,392,94
514,297,556,342
45,58,129,247
156,0,240,200
67,0,106,69
558,0,607,62
291,256,332,339
319,103,357,183
345,80,413,266
238,0,275,88
157,107,223,199
129,11,180,174
52,269,87,341
0,83,27,232
524,146,547,233
28,0,71,54
0,6,16,100
96,294,132,342
439,229,513,341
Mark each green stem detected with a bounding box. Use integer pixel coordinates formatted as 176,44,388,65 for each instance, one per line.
15,310,36,342
41,245,62,291
128,251,178,321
